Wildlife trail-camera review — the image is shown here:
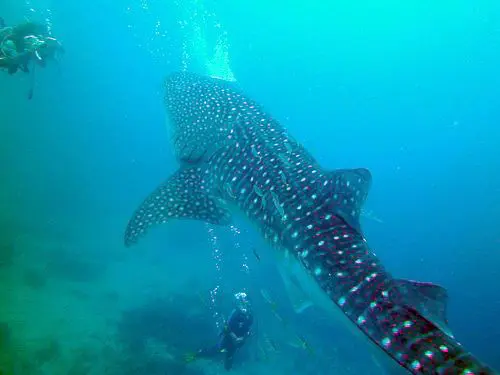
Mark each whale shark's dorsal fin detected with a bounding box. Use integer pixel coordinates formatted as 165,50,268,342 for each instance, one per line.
124,166,232,247
327,168,372,232
394,279,454,338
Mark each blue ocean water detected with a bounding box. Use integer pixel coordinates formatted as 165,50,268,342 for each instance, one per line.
0,0,499,374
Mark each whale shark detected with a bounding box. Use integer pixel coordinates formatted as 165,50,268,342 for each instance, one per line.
125,72,496,374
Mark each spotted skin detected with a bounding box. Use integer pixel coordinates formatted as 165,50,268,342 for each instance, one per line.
128,168,232,229
125,72,496,375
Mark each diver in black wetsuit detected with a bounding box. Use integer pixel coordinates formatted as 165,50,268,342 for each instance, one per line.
0,19,64,71
187,292,254,371
0,18,64,99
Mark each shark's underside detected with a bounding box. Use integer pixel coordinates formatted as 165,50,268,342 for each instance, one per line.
125,72,496,375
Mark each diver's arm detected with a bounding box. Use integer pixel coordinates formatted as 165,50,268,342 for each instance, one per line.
219,311,234,336
231,332,245,343
0,26,13,38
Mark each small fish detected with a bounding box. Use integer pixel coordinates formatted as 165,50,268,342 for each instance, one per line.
270,191,285,220
224,182,236,199
257,344,270,361
295,334,315,356
252,248,261,262
196,292,210,309
260,289,287,326
260,289,274,306
263,335,278,352
253,184,264,197
251,145,260,158
279,170,287,186
278,153,292,167
360,208,384,223
260,289,279,313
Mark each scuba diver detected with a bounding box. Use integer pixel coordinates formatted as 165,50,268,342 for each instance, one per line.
186,292,254,371
24,34,65,68
1,20,64,73
0,19,64,98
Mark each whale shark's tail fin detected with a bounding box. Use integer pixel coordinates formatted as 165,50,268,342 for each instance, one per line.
124,166,232,247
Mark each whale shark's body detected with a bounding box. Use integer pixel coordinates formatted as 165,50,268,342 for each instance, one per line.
125,72,495,374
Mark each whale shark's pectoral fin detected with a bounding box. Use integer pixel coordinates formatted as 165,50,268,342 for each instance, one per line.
326,168,372,232
124,166,232,247
394,279,454,338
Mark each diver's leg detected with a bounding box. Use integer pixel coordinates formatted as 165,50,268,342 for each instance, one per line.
197,343,220,358
224,348,235,371
223,336,238,371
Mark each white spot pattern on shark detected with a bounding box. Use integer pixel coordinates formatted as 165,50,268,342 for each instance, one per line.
124,72,496,375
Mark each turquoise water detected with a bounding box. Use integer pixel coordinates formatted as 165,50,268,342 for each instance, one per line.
0,0,499,374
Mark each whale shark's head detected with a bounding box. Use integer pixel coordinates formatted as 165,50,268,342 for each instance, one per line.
164,72,250,164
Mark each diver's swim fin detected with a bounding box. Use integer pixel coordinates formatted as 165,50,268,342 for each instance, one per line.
183,352,198,363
